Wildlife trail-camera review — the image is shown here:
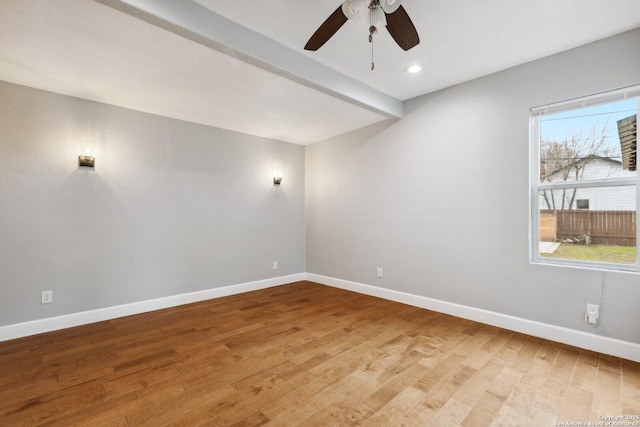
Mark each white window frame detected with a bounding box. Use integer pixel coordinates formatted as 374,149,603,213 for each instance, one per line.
530,85,640,272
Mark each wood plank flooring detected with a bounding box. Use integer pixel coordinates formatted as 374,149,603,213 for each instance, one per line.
1,281,638,426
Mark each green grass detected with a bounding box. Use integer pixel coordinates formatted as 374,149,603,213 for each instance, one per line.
540,244,636,264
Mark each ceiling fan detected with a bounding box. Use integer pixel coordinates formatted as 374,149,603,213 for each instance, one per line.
304,0,420,58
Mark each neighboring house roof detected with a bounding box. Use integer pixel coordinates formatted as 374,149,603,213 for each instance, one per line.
541,155,622,181
617,114,637,171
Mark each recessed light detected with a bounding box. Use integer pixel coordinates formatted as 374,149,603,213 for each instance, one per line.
406,65,422,74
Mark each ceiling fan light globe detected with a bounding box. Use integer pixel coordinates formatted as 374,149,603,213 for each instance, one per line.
380,0,402,14
341,0,366,21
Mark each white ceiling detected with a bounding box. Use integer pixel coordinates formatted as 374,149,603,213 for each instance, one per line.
1,0,639,145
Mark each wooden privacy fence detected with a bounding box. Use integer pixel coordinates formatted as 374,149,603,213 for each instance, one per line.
540,210,636,246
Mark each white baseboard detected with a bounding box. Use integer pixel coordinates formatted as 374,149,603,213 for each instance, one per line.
0,273,305,342
305,273,640,363
3,272,639,363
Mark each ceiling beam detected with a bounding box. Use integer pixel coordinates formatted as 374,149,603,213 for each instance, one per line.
94,0,403,119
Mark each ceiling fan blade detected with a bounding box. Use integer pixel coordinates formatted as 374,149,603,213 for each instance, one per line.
385,5,420,51
304,6,348,51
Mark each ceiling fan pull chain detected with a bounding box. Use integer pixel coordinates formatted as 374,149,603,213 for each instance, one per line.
369,8,375,70
371,37,375,70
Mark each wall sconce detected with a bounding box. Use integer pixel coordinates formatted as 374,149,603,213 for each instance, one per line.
78,147,95,168
273,176,282,186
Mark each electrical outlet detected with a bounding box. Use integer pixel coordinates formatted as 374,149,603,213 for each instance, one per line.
377,267,383,278
585,303,599,325
273,261,278,270
42,290,53,304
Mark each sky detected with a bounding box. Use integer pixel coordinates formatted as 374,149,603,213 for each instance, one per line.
539,98,638,160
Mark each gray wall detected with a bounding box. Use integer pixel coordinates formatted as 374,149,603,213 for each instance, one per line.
0,81,305,326
2,29,639,346
306,29,640,344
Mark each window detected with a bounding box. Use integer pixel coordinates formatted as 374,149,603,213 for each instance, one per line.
531,86,639,271
576,199,589,210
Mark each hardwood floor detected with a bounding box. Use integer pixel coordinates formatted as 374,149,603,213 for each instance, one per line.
1,281,638,426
